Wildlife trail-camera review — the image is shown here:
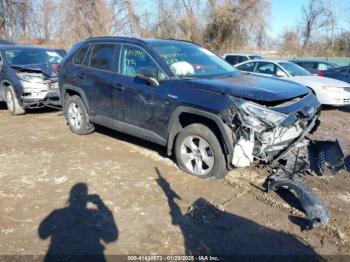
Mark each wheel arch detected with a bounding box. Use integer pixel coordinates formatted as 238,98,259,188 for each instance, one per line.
61,84,90,113
167,106,234,166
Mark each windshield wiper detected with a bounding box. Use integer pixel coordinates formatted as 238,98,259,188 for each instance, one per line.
214,73,235,79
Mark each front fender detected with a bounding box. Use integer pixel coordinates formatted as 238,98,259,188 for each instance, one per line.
166,106,234,166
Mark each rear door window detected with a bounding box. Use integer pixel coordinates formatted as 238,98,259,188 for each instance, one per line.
255,62,277,75
237,62,256,72
90,44,116,71
318,63,330,71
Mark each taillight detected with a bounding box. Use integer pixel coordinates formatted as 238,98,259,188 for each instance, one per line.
317,71,325,77
52,64,61,75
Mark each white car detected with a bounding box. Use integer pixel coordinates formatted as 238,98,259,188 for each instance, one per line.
235,59,350,106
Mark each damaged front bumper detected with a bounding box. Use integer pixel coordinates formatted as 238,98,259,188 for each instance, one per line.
224,93,346,228
20,80,60,107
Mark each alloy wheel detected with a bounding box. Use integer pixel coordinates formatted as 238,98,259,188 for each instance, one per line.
180,135,215,176
6,90,14,112
67,102,83,131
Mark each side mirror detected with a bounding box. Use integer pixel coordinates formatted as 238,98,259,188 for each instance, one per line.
136,67,159,87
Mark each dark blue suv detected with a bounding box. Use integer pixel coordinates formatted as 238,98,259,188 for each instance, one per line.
0,45,64,115
59,37,321,179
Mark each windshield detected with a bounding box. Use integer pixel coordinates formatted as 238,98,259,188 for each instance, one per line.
4,49,63,65
152,43,237,79
279,62,311,76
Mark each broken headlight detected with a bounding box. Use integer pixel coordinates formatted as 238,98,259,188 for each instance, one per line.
230,96,289,130
16,72,45,83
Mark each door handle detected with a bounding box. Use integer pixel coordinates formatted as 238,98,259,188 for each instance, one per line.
114,83,125,91
78,72,87,79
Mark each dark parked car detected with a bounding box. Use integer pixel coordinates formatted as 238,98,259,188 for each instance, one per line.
0,45,64,115
291,60,339,76
223,53,263,66
54,48,67,58
59,37,321,179
322,66,350,83
0,39,16,45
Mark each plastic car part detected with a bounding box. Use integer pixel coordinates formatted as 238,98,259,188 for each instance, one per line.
313,140,345,175
268,167,329,228
267,143,330,228
267,139,347,228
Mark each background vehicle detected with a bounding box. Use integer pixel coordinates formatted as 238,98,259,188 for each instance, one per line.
235,59,350,106
59,37,320,179
291,60,339,76
0,45,64,115
54,48,67,58
223,53,263,66
321,66,350,83
0,39,16,45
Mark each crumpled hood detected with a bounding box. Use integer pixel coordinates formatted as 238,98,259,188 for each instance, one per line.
190,74,309,102
11,63,58,78
290,75,350,88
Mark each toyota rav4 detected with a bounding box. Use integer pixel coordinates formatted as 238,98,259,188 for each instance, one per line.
0,45,64,115
59,37,321,180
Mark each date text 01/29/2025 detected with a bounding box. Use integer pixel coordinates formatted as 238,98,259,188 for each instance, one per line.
127,255,220,261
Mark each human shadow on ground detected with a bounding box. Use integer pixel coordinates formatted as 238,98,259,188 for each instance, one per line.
322,105,350,113
0,101,60,114
155,167,324,259
345,155,350,172
38,183,118,262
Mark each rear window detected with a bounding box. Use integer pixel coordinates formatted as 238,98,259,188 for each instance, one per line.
90,44,115,71
73,45,89,65
335,66,349,73
225,55,237,65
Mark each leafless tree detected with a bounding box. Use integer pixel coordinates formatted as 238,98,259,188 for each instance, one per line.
203,0,271,53
0,0,31,40
300,0,330,49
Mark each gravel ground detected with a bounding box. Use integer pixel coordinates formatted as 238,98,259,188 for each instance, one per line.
0,103,349,259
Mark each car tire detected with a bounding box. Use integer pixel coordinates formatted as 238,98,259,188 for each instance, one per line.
65,95,94,135
175,123,228,179
5,85,25,115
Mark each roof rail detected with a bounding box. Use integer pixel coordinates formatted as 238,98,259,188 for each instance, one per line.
163,38,201,46
86,36,146,44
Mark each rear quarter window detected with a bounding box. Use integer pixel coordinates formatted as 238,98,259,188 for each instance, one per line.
73,45,89,65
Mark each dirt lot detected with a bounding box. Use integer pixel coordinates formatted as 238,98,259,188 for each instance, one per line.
0,103,349,259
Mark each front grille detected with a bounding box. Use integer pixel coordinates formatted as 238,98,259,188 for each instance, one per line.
344,98,350,103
